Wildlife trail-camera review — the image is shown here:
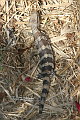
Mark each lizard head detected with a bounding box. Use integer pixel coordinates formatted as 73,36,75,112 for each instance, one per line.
30,11,40,31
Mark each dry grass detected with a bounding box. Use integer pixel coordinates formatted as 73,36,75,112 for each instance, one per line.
0,0,80,120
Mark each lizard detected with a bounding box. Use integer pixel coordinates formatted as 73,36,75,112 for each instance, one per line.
30,11,55,114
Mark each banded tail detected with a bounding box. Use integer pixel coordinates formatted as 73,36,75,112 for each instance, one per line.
30,11,55,113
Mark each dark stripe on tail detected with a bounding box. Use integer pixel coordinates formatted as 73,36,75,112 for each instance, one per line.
37,73,50,79
43,80,50,85
41,65,53,72
40,57,53,65
39,104,44,114
42,88,49,94
39,48,52,58
41,73,50,77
